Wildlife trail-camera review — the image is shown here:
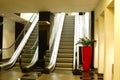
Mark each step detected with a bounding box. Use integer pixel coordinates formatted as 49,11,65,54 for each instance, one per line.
64,17,75,22
60,39,74,43
26,41,35,45
61,34,74,37
22,53,34,58
27,39,36,42
55,63,72,68
59,48,73,52
62,28,74,32
57,54,73,58
22,49,35,53
62,33,74,37
24,43,37,48
64,18,75,21
63,26,74,29
55,67,72,71
21,58,32,63
21,63,30,66
62,31,74,36
60,42,74,46
59,45,73,49
29,36,37,39
60,40,73,43
63,22,74,26
56,58,73,63
58,50,73,53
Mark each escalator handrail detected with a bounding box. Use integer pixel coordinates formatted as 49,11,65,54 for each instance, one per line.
49,14,61,50
46,13,65,71
24,46,38,69
30,36,38,50
0,13,39,70
73,13,80,70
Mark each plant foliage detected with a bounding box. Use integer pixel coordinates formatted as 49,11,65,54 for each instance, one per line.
76,37,96,46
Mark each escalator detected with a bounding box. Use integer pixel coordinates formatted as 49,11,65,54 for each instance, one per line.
18,13,82,78
19,13,73,73
44,13,65,72
19,23,39,72
55,15,75,70
0,13,39,70
45,15,75,71
0,12,77,75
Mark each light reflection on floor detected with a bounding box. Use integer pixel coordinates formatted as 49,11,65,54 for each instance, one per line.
0,67,103,80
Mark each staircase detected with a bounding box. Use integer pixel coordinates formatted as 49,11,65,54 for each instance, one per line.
55,15,75,70
20,24,38,69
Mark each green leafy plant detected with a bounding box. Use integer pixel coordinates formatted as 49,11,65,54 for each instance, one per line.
76,37,96,46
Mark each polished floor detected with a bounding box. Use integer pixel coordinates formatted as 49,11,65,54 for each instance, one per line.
0,67,103,80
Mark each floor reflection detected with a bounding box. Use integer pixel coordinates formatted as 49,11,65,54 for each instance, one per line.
0,67,103,80
80,70,103,80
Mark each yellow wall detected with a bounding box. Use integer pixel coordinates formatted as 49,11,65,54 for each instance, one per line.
104,7,114,80
114,0,120,80
94,0,114,80
95,0,113,19
94,19,99,68
98,14,104,73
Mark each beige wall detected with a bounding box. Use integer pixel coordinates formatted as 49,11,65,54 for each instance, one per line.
3,17,15,59
94,19,99,68
98,14,105,74
95,0,113,20
94,0,114,80
114,0,120,80
104,7,114,80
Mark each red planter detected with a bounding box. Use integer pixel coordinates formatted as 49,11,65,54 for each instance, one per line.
82,46,92,71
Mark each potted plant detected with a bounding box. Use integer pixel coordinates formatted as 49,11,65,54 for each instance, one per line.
76,37,96,71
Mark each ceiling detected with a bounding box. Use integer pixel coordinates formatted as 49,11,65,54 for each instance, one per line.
0,0,99,22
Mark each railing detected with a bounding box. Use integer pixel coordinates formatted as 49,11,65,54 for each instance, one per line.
73,13,80,70
49,13,63,50
46,13,65,71
0,13,39,70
